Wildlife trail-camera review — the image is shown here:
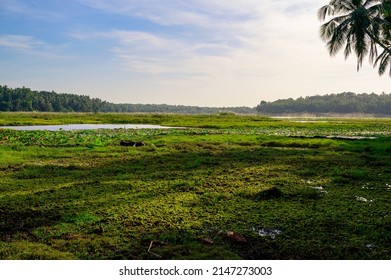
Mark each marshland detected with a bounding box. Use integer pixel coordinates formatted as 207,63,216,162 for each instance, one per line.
0,112,390,260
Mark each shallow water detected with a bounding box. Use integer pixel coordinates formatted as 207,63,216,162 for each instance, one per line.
0,124,177,131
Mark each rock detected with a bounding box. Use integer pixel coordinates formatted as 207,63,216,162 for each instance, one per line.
256,187,282,200
93,226,104,235
120,140,145,147
227,231,247,244
199,237,214,245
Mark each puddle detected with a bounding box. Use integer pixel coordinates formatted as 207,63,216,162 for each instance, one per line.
325,136,377,140
309,186,324,190
308,185,328,194
292,135,378,140
309,186,329,193
0,124,180,131
290,120,329,123
252,227,282,239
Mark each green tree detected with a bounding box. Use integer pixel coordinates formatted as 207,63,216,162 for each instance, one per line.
318,0,391,76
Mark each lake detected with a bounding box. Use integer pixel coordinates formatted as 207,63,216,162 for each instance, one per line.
0,124,178,131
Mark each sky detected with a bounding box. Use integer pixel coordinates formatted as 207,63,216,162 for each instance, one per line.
0,0,389,107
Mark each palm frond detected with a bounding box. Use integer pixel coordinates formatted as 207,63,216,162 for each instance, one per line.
320,20,337,41
366,2,383,16
337,0,358,11
381,1,391,40
369,37,379,63
327,17,354,56
319,14,351,40
363,0,382,9
344,34,353,58
318,5,335,20
374,48,391,75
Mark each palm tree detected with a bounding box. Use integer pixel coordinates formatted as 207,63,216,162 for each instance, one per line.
374,0,391,75
318,0,391,76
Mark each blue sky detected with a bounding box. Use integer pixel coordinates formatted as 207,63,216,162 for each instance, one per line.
0,0,389,107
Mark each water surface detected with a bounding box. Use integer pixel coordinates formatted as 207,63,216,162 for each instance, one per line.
0,124,177,131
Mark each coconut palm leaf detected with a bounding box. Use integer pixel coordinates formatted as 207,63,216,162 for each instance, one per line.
374,47,391,75
318,0,391,76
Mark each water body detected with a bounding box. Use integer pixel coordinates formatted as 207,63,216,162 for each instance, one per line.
0,124,178,131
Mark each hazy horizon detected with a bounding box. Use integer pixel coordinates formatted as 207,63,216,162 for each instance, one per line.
1,0,390,107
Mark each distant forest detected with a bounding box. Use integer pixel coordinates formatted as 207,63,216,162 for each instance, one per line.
0,85,255,114
256,92,391,116
1,85,390,116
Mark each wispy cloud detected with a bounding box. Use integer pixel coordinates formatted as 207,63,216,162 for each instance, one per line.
0,35,44,50
0,34,71,59
85,29,241,76
72,0,325,78
0,0,67,21
76,0,319,29
66,1,336,105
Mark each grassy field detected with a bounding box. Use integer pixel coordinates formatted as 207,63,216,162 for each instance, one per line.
0,112,390,260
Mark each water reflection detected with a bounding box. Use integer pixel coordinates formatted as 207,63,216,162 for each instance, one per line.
0,124,177,131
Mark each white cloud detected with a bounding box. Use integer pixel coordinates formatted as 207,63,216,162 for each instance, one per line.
0,35,44,50
0,34,72,60
74,0,328,77
97,29,250,77
102,30,174,50
0,0,66,21
77,0,265,31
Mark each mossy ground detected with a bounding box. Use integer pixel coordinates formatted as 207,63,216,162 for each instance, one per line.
0,113,390,259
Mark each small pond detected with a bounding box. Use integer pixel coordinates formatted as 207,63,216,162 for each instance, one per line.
0,124,178,131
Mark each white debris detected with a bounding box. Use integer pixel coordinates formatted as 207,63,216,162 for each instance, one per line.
362,186,375,189
252,227,282,239
309,186,323,190
309,186,328,193
366,244,375,250
356,196,373,203
356,196,368,202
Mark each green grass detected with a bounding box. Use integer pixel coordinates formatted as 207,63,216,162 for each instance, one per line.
0,113,391,259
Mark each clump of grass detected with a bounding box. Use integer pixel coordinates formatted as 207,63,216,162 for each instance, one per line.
331,168,370,184
254,187,283,200
0,241,76,260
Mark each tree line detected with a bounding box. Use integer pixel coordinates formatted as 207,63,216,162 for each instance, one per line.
3,85,390,116
0,85,256,114
256,92,391,116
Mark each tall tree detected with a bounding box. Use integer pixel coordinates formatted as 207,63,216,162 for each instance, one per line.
374,1,391,75
318,0,391,76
